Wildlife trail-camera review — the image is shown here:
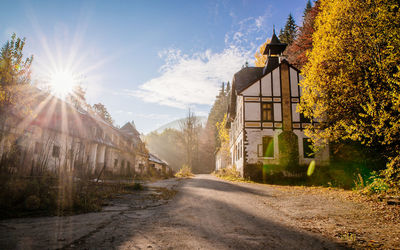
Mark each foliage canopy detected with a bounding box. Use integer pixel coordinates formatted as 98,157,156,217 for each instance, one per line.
92,103,114,125
0,33,33,114
299,0,400,187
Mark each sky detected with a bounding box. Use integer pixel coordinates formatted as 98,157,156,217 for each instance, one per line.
1,0,310,134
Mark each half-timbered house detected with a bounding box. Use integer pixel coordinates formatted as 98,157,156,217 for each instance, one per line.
225,31,329,177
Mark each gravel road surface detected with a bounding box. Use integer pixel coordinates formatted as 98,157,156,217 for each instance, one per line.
2,174,398,249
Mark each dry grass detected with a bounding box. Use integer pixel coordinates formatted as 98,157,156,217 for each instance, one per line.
213,167,250,182
175,165,194,178
0,173,143,219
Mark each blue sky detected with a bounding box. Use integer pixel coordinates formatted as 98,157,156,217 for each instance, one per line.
1,0,310,133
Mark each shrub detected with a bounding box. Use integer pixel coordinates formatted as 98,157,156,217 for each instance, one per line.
383,155,400,191
355,171,389,195
213,166,243,181
175,165,193,178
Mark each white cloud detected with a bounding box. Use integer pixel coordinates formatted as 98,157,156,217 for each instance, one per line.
122,6,273,110
123,47,251,109
255,16,264,29
224,7,272,52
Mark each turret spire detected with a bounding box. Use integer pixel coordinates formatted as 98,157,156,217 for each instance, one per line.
263,28,288,74
263,29,287,56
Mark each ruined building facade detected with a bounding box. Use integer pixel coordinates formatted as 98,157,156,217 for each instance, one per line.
0,88,165,176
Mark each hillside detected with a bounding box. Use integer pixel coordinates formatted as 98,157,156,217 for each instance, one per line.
151,116,207,134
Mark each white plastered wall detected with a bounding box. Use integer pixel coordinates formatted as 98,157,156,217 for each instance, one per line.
244,128,282,165
241,81,260,96
230,131,244,174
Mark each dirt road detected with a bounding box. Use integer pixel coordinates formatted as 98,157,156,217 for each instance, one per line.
1,174,399,249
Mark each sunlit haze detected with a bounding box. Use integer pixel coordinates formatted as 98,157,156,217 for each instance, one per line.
1,0,310,133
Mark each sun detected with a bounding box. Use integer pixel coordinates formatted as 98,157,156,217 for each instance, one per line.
48,70,78,97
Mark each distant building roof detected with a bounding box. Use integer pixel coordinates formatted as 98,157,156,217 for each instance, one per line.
148,153,168,166
120,122,138,134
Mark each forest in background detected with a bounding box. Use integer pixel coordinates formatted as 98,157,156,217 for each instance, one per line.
145,83,230,173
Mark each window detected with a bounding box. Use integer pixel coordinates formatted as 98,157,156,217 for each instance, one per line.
262,136,274,158
52,145,60,158
34,142,43,154
303,138,314,158
239,140,243,159
262,102,273,122
96,128,103,138
68,149,73,159
114,159,118,168
239,140,241,159
234,144,237,161
127,161,131,173
300,113,310,123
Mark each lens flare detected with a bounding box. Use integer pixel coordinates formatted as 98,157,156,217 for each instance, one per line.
307,160,316,176
48,70,78,97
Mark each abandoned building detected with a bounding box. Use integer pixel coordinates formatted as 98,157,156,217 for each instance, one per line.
218,31,329,177
148,153,170,175
0,87,169,176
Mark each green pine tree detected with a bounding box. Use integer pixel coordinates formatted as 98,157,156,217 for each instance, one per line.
304,0,312,18
279,14,297,45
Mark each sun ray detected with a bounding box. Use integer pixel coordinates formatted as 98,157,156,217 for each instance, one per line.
15,92,54,134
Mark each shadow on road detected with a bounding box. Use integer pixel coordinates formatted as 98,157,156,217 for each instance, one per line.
85,175,349,249
183,175,275,197
0,175,349,249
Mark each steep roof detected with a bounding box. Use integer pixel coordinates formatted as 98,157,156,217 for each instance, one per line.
120,122,140,136
149,153,168,166
263,56,280,75
227,67,264,121
232,67,264,93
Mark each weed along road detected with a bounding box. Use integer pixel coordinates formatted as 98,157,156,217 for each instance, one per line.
1,175,399,249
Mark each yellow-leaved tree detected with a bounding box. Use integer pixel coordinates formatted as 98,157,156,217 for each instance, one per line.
0,34,33,115
216,114,231,167
299,0,400,187
254,39,270,67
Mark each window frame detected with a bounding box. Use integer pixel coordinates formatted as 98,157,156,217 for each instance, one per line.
34,142,43,154
303,138,315,158
300,112,311,123
262,136,274,158
261,102,274,122
52,145,60,158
